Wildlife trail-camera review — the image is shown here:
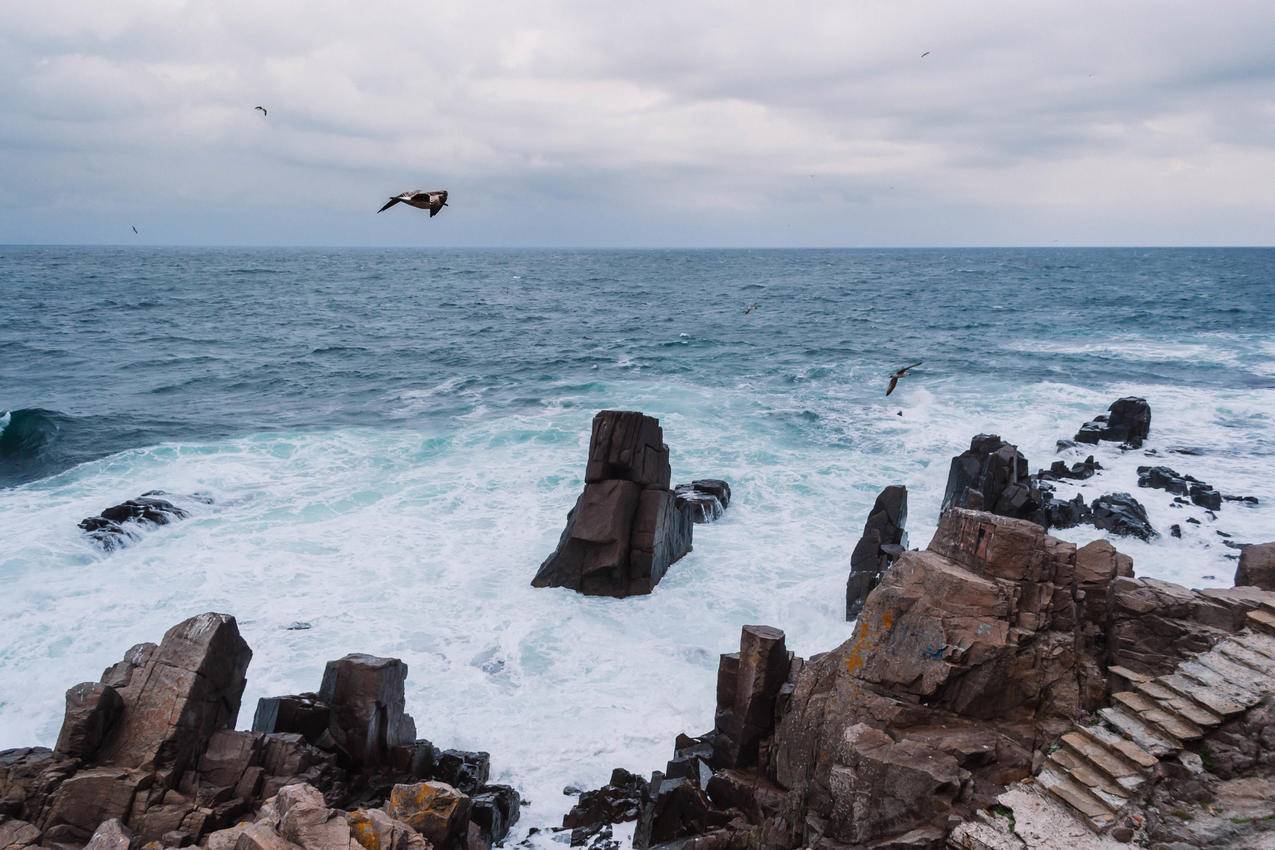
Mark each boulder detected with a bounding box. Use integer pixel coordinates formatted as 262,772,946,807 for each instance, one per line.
1040,492,1091,530
1074,397,1151,447
77,493,201,551
674,480,732,524
468,785,520,846
1037,455,1101,482
54,682,124,761
633,774,729,850
941,435,1043,521
385,782,471,850
347,807,430,850
1235,542,1275,591
562,768,646,829
1090,492,1156,540
318,655,416,769
845,485,908,620
0,819,41,850
83,818,133,850
252,695,335,749
433,750,489,795
534,411,694,597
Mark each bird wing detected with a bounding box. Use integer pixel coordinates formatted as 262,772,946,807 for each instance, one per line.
377,197,403,213
429,206,439,217
255,106,267,115
886,376,899,395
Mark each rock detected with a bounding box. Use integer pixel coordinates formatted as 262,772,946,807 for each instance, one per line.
78,495,194,551
41,767,148,844
84,818,134,850
710,625,791,770
252,695,335,749
469,785,520,846
1040,492,1091,530
319,655,416,769
1074,397,1151,447
633,774,729,850
533,411,694,597
845,485,908,620
347,807,430,850
1189,483,1222,510
277,783,355,850
0,819,41,850
562,769,646,829
1235,542,1275,590
674,480,732,524
433,751,489,795
941,435,1044,522
1038,455,1101,482
1090,493,1156,540
1170,523,1182,538
1137,464,1195,495
385,781,471,850
54,682,124,761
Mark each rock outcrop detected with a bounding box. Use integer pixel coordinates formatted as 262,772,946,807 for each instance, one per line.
844,485,907,620
1137,465,1224,510
1235,542,1275,591
674,479,732,524
941,434,1044,520
533,411,694,597
0,613,519,850
78,491,211,551
1090,492,1156,540
1037,455,1102,482
1075,397,1152,448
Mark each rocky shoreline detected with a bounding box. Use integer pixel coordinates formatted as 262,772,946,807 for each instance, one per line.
9,400,1274,850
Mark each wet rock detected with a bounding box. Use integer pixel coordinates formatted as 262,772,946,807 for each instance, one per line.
1037,455,1101,482
78,495,196,551
941,435,1043,522
1189,482,1222,510
845,485,908,620
434,750,489,795
1137,464,1195,495
633,774,729,850
385,781,471,850
1040,492,1091,530
54,682,124,761
251,694,334,749
673,481,729,524
562,769,646,829
469,785,520,846
1074,396,1151,447
1090,492,1156,540
1235,542,1275,590
319,655,417,769
533,411,694,597
1170,523,1182,538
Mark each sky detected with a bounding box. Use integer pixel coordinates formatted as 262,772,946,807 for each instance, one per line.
1,1,1273,247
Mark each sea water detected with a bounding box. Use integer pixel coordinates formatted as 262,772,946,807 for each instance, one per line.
1,246,1272,833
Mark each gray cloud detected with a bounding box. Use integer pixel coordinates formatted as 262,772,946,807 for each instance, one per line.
1,0,1273,246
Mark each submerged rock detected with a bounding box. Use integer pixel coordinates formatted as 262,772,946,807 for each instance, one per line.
1091,492,1157,540
674,479,732,523
1074,396,1151,447
78,491,209,551
845,484,907,620
533,411,694,597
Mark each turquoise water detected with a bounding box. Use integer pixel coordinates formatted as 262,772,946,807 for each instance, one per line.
1,246,1272,831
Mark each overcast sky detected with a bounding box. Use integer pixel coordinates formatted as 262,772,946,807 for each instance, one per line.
2,1,1273,246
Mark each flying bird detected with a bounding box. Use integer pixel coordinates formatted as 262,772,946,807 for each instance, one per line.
921,51,930,58
885,361,922,396
743,302,760,315
254,106,268,117
378,189,449,217
131,226,138,234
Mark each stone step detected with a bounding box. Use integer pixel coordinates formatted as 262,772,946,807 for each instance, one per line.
1046,748,1133,806
1133,680,1223,729
1217,640,1275,676
1233,630,1275,661
1111,692,1203,742
1073,722,1158,772
1158,673,1248,718
1099,706,1179,757
1037,766,1117,832
1180,659,1262,708
1106,664,1150,690
1059,731,1147,790
1194,649,1272,696
1247,609,1275,636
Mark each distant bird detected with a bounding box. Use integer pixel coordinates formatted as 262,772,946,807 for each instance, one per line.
131,225,138,234
378,189,449,217
921,51,930,58
886,361,922,396
743,302,760,315
254,106,268,117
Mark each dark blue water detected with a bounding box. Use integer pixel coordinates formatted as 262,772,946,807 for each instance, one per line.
4,246,1272,487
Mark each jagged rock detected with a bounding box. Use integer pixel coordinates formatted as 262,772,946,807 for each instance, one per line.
845,485,908,620
562,769,646,829
433,751,489,795
83,818,133,850
1074,397,1151,447
674,479,732,524
1188,482,1222,510
1037,456,1101,482
40,767,148,844
0,819,41,850
633,774,729,850
533,411,693,597
319,655,416,769
711,626,791,770
1235,542,1275,591
385,782,471,850
1137,465,1196,495
0,747,78,822
1041,492,1091,530
347,807,431,850
1090,493,1156,540
54,682,124,761
252,695,336,749
469,785,519,846
77,494,198,551
941,435,1043,521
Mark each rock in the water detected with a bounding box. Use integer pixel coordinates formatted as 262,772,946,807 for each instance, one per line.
319,654,417,769
673,479,732,524
77,493,198,551
1235,542,1275,590
1074,396,1151,447
562,768,647,829
1036,455,1101,482
533,411,694,597
1040,492,1091,529
845,485,908,620
1091,492,1157,540
941,434,1043,521
434,749,489,794
469,785,520,846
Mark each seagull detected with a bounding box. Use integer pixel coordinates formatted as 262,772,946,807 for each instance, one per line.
743,302,760,315
131,226,138,235
254,106,268,117
921,51,930,58
886,361,922,396
378,189,449,217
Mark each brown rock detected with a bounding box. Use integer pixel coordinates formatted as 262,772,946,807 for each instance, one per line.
713,626,790,769
384,782,470,850
84,818,134,850
55,682,125,761
584,410,671,489
0,819,42,850
0,746,78,821
318,656,416,769
1235,542,1275,590
40,767,148,843
235,822,303,850
846,485,908,620
347,808,431,850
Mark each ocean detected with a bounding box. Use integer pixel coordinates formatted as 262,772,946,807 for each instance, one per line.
1,246,1272,833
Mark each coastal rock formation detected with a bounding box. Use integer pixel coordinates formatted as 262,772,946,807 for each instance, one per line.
1074,397,1152,448
844,485,907,620
533,411,694,597
1236,542,1275,590
1137,465,1226,510
1090,492,1156,540
78,491,211,551
1037,455,1102,482
0,613,519,850
674,479,732,524
941,434,1044,520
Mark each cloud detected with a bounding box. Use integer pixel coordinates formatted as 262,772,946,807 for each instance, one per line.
0,0,1272,245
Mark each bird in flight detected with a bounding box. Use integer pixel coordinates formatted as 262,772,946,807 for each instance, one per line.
921,51,930,58
131,225,138,234
378,189,449,217
743,302,760,315
254,106,268,117
886,361,922,396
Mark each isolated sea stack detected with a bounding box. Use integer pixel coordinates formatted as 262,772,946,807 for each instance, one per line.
532,410,694,597
1075,396,1152,447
